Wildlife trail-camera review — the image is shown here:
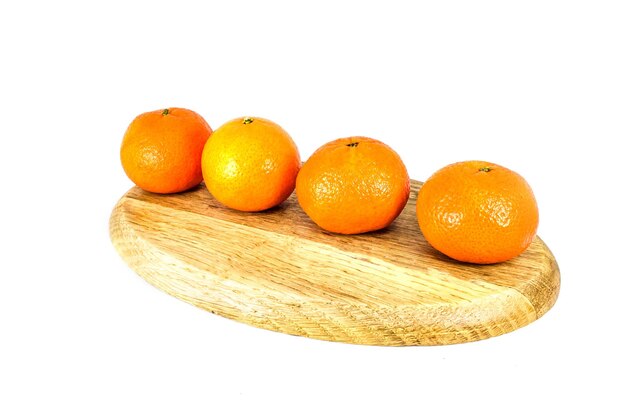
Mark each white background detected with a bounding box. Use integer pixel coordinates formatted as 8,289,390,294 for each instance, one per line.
2,1,625,414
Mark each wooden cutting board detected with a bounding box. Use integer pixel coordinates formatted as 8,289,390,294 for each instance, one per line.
109,180,559,346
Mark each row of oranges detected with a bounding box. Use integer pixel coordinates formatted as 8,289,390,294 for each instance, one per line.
120,107,539,264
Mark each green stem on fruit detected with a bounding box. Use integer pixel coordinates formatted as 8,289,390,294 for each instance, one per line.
162,108,170,116
479,166,492,172
243,117,254,124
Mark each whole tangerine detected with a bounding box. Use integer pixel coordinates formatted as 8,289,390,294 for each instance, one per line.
296,137,410,235
416,160,539,264
120,108,212,194
201,116,301,212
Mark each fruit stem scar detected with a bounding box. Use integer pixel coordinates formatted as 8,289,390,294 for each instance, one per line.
243,117,254,124
346,142,359,147
478,166,492,172
162,108,170,116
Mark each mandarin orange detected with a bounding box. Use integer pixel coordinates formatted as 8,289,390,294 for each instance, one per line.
416,160,539,264
296,137,410,234
201,116,301,212
120,108,212,194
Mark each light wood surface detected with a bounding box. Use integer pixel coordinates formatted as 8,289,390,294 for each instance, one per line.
109,181,560,346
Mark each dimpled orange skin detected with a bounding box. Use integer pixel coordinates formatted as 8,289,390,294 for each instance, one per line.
416,160,539,264
296,137,410,235
120,108,212,194
201,116,301,212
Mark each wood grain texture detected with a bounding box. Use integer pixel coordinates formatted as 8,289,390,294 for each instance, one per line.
109,181,560,346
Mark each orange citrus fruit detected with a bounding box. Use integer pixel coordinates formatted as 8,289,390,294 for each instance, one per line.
120,107,212,194
296,137,410,234
416,160,539,264
201,116,301,212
